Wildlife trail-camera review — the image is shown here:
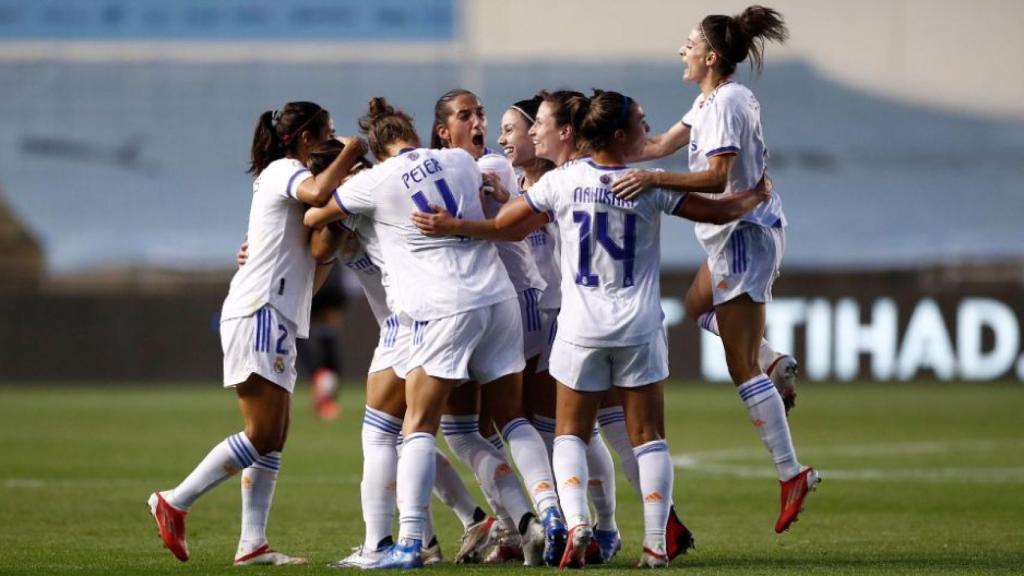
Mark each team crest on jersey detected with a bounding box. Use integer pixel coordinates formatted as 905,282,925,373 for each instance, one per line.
600,174,612,185
407,152,419,161
274,357,285,374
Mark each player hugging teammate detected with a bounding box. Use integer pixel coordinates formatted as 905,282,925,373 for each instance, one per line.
148,4,819,570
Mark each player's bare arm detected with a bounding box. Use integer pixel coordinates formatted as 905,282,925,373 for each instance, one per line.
613,153,735,200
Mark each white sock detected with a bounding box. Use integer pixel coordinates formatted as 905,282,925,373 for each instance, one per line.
361,407,401,549
698,310,778,373
396,432,435,543
237,452,280,557
634,440,672,549
486,432,505,453
531,414,556,458
585,427,618,532
737,374,801,480
433,449,481,529
552,435,589,528
168,431,255,510
441,415,532,526
503,417,559,514
597,408,641,499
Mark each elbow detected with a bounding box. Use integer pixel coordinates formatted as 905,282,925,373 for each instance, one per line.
308,189,331,208
310,242,334,263
303,212,322,228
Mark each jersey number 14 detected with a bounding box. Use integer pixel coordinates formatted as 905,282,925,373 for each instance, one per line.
573,210,636,288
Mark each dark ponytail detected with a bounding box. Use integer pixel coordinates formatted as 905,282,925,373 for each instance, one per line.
701,5,788,76
248,101,328,176
570,90,636,153
358,97,420,159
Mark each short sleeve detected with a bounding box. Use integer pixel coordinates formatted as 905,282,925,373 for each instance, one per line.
334,169,377,216
680,94,702,127
284,168,312,199
648,170,688,215
703,97,744,158
523,172,555,215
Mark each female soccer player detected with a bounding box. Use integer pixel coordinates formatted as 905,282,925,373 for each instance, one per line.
147,102,366,565
419,90,768,567
429,89,566,566
291,141,490,568
304,97,531,569
612,6,819,534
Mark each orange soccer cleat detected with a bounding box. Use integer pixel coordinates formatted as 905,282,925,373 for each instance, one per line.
775,467,821,533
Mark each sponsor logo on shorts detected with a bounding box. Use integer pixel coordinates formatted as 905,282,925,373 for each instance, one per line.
644,491,664,503
274,357,285,374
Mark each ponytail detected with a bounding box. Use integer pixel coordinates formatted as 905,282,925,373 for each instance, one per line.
701,5,788,76
248,102,328,176
571,90,636,153
358,97,420,159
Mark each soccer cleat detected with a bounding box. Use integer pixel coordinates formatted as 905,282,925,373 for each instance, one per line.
767,354,799,414
585,526,622,564
540,507,568,566
635,542,669,568
147,491,189,562
422,536,443,566
481,522,523,564
366,537,424,570
312,368,340,420
454,516,495,564
521,517,546,566
327,543,389,569
665,505,696,560
775,467,821,533
234,544,308,566
559,524,593,569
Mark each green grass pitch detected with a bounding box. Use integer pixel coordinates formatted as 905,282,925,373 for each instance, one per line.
1,382,1022,575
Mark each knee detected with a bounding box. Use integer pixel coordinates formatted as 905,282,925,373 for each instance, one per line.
626,421,662,447
245,424,285,454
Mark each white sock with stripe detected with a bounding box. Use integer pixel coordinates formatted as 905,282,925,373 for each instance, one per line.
531,414,556,458
396,432,436,543
433,449,481,529
737,374,801,480
167,431,256,510
361,407,401,549
596,407,641,499
633,440,672,550
237,451,280,557
441,415,532,528
697,310,779,373
552,435,589,528
585,427,618,532
503,417,560,514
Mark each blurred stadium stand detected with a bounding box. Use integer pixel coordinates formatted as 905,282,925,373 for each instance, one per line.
0,0,1021,383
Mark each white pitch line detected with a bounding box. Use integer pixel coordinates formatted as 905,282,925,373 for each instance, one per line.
673,438,1024,484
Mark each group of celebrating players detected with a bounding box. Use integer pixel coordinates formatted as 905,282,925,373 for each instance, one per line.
147,5,820,570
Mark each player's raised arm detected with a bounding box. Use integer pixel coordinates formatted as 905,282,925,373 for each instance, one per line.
673,174,771,224
294,135,368,207
628,119,692,162
614,153,735,200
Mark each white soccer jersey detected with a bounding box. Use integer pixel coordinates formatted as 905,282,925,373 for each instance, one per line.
524,159,686,347
334,147,515,321
521,174,561,310
682,82,786,260
477,150,546,295
340,214,392,325
222,157,315,338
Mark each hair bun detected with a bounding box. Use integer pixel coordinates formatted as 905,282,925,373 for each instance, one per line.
367,97,393,121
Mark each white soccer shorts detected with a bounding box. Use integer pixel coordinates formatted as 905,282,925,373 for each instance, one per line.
549,326,669,392
406,297,525,385
221,305,298,393
710,224,785,306
519,288,546,361
535,308,559,373
368,313,412,378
